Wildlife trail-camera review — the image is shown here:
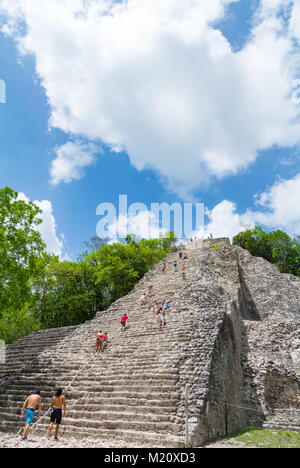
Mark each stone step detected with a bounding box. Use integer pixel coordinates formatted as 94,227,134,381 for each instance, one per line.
263,422,300,431
0,404,177,417
32,423,186,448
66,389,180,400
0,244,215,448
2,383,178,396
0,411,184,435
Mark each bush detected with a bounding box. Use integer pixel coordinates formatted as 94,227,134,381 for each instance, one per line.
233,227,300,276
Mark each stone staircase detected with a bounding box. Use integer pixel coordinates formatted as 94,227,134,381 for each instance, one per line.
0,326,78,385
0,245,208,447
2,240,298,447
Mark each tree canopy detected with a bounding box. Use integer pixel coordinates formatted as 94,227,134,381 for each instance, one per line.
233,227,300,277
0,187,173,343
0,187,46,313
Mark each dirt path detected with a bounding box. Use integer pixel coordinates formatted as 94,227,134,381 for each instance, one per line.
0,432,257,448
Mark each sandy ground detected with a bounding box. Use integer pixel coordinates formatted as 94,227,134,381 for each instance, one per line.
0,432,255,449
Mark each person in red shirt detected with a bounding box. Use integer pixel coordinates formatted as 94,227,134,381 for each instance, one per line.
96,330,104,352
120,314,128,332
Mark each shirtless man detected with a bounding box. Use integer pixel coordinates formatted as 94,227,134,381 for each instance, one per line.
21,391,42,441
48,388,67,440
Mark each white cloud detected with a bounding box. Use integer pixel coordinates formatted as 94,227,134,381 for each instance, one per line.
50,140,98,185
196,172,300,240
17,193,66,257
195,200,256,240
1,0,300,195
252,173,300,234
103,210,166,241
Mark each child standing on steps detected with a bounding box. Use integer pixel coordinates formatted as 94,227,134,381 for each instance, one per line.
103,332,109,349
140,293,148,305
160,312,167,328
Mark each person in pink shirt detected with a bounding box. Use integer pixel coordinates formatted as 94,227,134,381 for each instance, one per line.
121,314,128,332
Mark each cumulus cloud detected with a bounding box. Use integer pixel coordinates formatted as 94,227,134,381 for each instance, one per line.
17,193,66,257
1,0,300,195
103,210,166,241
252,172,300,234
50,140,98,186
196,200,255,240
196,173,300,240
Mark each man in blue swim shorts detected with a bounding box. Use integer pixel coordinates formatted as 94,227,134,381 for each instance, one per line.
21,391,42,441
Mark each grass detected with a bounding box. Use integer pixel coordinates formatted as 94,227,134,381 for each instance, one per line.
224,427,300,448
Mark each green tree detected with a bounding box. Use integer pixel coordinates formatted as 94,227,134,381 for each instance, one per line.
161,231,178,251
83,236,169,304
233,227,300,277
233,226,273,262
0,303,40,344
32,257,102,329
0,187,46,315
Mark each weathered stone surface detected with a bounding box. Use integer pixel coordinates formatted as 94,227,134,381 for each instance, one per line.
0,239,299,448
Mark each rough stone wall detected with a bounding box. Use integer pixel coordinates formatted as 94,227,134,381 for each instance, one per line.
237,247,300,322
1,239,299,445
238,247,300,430
178,240,300,446
188,304,249,445
175,242,251,446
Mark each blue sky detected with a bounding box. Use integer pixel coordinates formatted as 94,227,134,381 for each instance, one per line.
0,0,299,260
